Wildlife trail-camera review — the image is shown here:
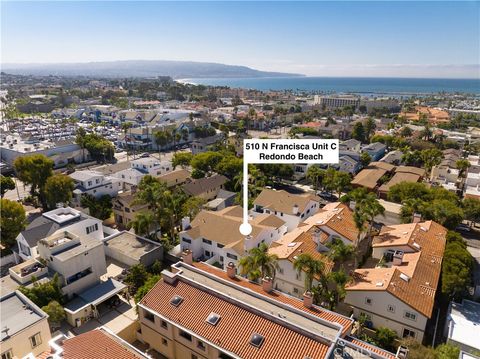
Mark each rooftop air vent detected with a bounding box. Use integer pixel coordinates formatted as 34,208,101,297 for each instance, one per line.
400,273,410,282
250,333,265,348
206,312,221,326
170,295,184,307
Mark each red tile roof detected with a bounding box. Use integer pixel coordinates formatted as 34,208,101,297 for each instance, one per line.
63,329,147,359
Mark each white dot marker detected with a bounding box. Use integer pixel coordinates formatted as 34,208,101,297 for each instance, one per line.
239,222,252,236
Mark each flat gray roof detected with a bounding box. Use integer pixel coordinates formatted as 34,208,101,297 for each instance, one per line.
0,291,47,341
104,231,160,261
54,236,102,261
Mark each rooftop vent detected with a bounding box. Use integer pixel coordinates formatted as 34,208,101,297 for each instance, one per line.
170,295,184,307
206,312,221,326
376,282,384,287
400,273,410,282
287,242,297,247
420,226,427,232
412,242,421,250
249,333,265,348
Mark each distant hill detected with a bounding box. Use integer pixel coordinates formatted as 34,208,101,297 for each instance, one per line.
1,60,303,79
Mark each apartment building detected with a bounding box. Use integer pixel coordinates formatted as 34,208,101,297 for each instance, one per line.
445,299,480,354
313,95,360,109
179,206,287,269
345,220,447,342
0,291,51,359
62,327,149,359
270,202,362,297
15,206,106,261
252,189,321,231
70,170,122,205
137,259,398,359
37,230,107,299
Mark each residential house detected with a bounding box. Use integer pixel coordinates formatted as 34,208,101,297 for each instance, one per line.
181,174,227,201
340,139,362,152
179,206,287,269
430,165,460,192
190,133,224,155
15,207,106,261
131,157,172,177
345,220,447,342
270,202,362,297
103,231,163,268
362,142,387,161
0,291,51,359
37,230,107,299
62,327,149,359
112,167,145,190
70,170,122,205
335,155,361,175
464,169,480,200
112,190,148,228
351,162,396,191
204,189,236,211
252,189,321,231
380,150,403,165
156,168,191,188
378,166,425,199
445,299,480,354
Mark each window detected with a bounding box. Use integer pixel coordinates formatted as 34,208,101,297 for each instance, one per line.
217,243,224,248
144,310,155,323
365,297,372,305
182,238,191,244
1,350,13,359
161,320,168,329
404,311,417,321
205,250,211,257
402,328,416,338
197,340,206,350
179,330,192,341
387,304,395,313
88,181,92,186
202,238,212,245
86,224,98,235
278,268,284,275
30,332,42,348
219,354,234,359
206,312,221,326
162,338,168,346
226,253,237,260
170,295,184,307
293,288,299,294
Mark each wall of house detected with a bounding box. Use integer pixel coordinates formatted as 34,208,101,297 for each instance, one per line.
344,290,428,342
0,317,51,359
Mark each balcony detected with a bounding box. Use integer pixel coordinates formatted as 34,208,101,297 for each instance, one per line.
9,259,48,284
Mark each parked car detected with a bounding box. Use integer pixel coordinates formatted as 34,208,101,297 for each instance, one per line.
140,153,150,158
455,224,471,232
317,191,338,201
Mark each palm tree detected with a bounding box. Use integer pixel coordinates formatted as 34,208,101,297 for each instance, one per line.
129,212,155,239
293,253,325,292
154,130,168,157
121,122,132,161
239,243,279,282
327,238,354,271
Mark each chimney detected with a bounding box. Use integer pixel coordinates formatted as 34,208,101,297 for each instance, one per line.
349,200,356,211
312,229,321,246
226,262,236,279
262,277,273,293
181,249,193,265
303,291,313,308
412,213,422,223
181,216,191,230
292,204,299,216
393,250,404,266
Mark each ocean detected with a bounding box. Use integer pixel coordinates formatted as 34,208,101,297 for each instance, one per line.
180,77,480,95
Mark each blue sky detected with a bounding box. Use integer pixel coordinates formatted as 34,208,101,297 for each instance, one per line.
1,1,479,78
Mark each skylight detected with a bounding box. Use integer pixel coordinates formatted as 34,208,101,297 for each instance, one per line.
170,295,184,307
250,333,265,348
206,312,221,326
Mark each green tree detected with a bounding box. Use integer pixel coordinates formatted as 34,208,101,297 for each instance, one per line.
400,126,413,137
456,159,471,177
364,118,376,140
435,343,460,359
352,122,365,143
81,194,112,220
83,133,115,162
306,166,325,191
360,152,372,167
19,273,64,307
191,151,223,175
387,182,431,203
327,238,354,270
124,264,149,295
172,152,193,169
0,176,15,197
75,127,88,162
423,199,463,229
463,197,480,226
375,327,397,351
0,198,27,249
44,174,74,209
14,154,54,208
181,196,206,218
42,300,66,328
121,122,133,160
333,171,352,197
239,243,279,282
442,240,473,298
293,253,325,292
129,212,156,239
134,274,161,303
419,148,442,175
